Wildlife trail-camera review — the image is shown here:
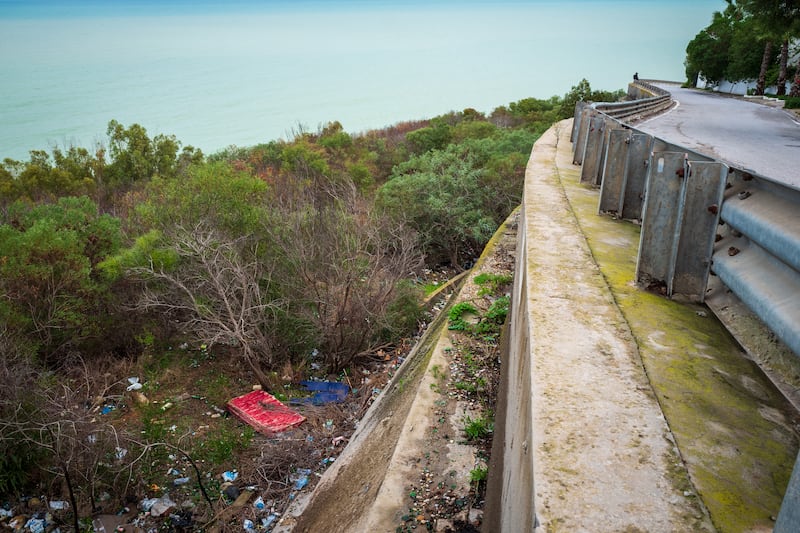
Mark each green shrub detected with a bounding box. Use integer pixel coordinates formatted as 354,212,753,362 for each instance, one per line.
474,272,513,296
469,466,488,483
464,415,493,441
448,302,479,331
783,97,800,109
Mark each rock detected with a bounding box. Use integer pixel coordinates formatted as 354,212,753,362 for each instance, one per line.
132,391,149,405
434,518,454,532
469,507,483,525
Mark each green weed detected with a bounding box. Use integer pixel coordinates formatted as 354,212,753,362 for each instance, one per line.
473,272,512,296
448,301,478,331
464,415,493,441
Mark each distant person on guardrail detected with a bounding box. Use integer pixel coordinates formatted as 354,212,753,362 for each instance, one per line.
633,72,639,81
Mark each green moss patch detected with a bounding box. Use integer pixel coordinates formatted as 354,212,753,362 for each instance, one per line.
556,133,798,532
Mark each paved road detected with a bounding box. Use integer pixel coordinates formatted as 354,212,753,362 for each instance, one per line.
636,84,800,189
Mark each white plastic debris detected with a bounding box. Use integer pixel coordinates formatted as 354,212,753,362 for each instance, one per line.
148,495,176,517
126,377,143,391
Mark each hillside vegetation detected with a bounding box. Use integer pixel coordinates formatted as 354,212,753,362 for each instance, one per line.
0,80,622,530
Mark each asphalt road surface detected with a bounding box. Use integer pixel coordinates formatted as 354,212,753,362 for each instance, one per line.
636,84,800,189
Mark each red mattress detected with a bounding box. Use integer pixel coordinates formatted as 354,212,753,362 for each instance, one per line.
227,390,306,434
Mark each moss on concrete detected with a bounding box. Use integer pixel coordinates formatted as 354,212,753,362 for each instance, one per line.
554,123,798,533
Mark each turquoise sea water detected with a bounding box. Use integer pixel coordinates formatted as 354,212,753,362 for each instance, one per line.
0,0,723,160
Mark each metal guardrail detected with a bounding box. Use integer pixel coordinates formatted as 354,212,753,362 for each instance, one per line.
573,79,800,529
594,81,672,120
572,80,800,356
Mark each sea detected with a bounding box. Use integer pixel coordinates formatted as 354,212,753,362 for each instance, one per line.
0,0,724,161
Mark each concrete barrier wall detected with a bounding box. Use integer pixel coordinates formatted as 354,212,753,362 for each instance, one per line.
483,202,536,532
486,82,800,530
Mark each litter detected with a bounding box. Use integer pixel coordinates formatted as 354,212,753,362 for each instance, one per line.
115,447,127,460
222,470,238,482
253,496,265,510
293,468,312,490
0,508,12,518
227,390,305,435
263,513,279,528
126,377,143,391
25,517,45,533
222,484,240,500
100,405,115,415
243,519,256,532
289,381,350,406
141,498,158,512
169,511,193,529
148,495,176,517
48,501,68,510
173,477,190,486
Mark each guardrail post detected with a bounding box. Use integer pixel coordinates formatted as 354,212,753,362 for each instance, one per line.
636,151,687,293
580,116,608,185
636,153,725,302
671,161,727,300
775,451,800,532
598,129,631,214
571,101,588,143
573,108,594,165
620,133,652,221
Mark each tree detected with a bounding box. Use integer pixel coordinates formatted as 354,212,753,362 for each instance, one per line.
405,119,453,154
755,40,774,95
0,197,122,361
120,223,284,387
0,351,138,531
101,162,290,385
104,120,192,189
559,78,592,118
557,79,624,119
377,145,496,268
735,0,800,94
685,6,739,85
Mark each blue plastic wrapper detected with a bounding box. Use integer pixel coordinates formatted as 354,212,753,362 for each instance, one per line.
289,381,350,405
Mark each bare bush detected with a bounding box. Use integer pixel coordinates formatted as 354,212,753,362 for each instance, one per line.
0,350,137,530
277,180,423,371
127,222,285,387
